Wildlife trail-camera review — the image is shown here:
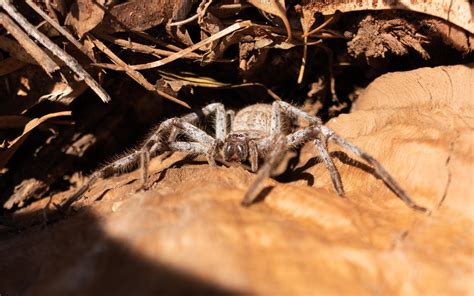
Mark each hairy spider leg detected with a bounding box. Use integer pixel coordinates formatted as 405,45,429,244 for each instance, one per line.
59,103,227,211
248,101,427,213
177,103,227,141
242,134,288,206
163,103,227,161
226,110,235,133
314,135,344,196
248,140,259,172
242,100,343,205
274,101,344,196
278,100,427,213
322,127,429,213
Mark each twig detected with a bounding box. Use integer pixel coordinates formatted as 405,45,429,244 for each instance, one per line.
297,35,308,84
96,33,234,63
90,36,191,108
0,13,58,75
96,33,201,59
218,83,282,101
297,16,335,85
209,3,252,11
168,13,199,27
25,0,95,61
304,16,335,37
128,21,253,70
157,70,282,101
318,44,340,103
131,31,184,52
90,62,125,71
0,0,111,103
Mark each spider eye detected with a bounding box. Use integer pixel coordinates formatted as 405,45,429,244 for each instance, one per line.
236,143,246,159
224,144,234,160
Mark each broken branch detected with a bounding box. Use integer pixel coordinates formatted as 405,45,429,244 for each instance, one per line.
0,0,111,103
90,37,191,108
25,0,95,61
0,13,58,75
128,21,253,70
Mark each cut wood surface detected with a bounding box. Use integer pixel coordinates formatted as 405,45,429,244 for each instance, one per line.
0,64,473,295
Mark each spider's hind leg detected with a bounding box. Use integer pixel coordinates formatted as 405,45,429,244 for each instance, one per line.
273,101,428,213
324,128,429,213
58,148,152,211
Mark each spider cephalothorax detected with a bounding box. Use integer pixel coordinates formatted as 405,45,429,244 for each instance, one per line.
222,133,249,164
59,101,429,213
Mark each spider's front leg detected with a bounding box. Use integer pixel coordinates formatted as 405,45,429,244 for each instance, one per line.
273,101,345,197
242,134,288,206
241,101,301,205
276,101,428,213
58,103,226,211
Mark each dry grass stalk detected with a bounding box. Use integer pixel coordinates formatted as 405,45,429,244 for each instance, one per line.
96,33,201,59
129,21,253,70
90,37,191,108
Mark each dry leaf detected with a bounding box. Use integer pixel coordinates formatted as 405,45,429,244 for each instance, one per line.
0,111,71,168
95,0,175,33
65,0,106,37
247,0,292,39
301,0,473,34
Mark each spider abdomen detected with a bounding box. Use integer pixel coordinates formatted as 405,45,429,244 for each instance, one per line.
232,104,272,135
232,104,290,136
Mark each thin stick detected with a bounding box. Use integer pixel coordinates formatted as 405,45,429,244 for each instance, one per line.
0,13,58,74
90,37,191,108
96,33,201,59
25,0,95,61
0,0,111,103
297,35,307,84
168,13,199,27
132,31,184,52
128,21,252,70
209,3,251,11
304,15,335,37
96,33,234,63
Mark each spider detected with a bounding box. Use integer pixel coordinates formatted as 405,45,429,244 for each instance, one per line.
59,101,428,213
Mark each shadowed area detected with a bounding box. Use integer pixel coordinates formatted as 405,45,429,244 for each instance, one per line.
0,209,241,296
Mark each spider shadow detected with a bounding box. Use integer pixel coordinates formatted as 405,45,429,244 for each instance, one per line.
277,150,380,186
148,150,381,205
275,150,316,186
279,149,421,204
330,151,378,176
